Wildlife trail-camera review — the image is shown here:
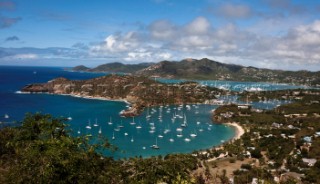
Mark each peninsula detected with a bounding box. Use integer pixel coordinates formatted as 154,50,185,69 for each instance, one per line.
21,75,222,117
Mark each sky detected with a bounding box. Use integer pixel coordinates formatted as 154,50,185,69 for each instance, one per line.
0,0,320,71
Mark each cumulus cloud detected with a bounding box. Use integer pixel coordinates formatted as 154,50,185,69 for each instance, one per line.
149,20,176,40
88,16,320,70
185,16,210,34
2,15,320,70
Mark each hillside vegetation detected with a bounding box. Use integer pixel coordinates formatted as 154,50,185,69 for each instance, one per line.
72,58,320,86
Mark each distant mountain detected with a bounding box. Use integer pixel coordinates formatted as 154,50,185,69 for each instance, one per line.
136,58,320,86
72,58,320,86
72,65,90,71
72,62,153,74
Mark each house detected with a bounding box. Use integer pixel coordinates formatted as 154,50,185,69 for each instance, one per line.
272,122,282,128
280,172,304,184
303,136,312,143
302,158,317,167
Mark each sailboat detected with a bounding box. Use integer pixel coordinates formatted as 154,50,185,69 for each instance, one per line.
108,117,113,125
114,126,120,131
93,118,99,127
130,117,136,125
190,130,197,137
181,114,187,127
136,121,142,129
146,107,151,119
4,114,9,119
85,120,92,129
151,138,159,149
118,120,124,128
98,127,102,134
184,137,191,142
176,127,183,132
67,113,72,121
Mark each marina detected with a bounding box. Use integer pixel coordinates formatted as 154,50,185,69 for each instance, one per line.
0,66,305,159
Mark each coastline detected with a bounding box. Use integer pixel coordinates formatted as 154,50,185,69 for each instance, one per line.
225,122,245,141
15,90,131,104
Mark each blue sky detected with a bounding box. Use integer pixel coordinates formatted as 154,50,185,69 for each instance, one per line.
1,0,320,70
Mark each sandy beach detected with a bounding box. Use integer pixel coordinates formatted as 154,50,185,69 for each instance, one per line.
225,122,245,141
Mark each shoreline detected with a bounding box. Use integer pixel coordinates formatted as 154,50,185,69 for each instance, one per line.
225,122,245,141
204,122,245,162
15,90,131,104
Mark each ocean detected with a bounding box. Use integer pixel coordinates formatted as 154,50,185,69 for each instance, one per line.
0,66,302,159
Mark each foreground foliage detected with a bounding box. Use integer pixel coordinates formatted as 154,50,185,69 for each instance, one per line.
0,113,198,183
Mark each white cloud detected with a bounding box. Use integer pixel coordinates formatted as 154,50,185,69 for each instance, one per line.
87,17,320,70
99,31,140,52
3,15,320,71
185,16,210,34
149,20,176,39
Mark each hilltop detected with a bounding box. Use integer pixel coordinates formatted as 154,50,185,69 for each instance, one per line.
137,58,320,86
73,58,320,87
72,62,153,74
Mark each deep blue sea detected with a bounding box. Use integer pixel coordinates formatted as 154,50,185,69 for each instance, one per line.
0,66,303,159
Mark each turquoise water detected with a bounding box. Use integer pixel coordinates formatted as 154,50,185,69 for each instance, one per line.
0,66,300,159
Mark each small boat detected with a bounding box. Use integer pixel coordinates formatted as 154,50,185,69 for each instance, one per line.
118,120,124,128
181,114,188,127
190,133,197,137
114,127,120,132
177,133,183,138
190,130,197,137
77,129,81,134
98,127,102,134
112,132,115,140
184,138,191,142
67,115,72,121
93,119,99,127
142,146,146,150
164,129,170,134
169,138,174,142
85,120,92,129
151,138,160,149
131,136,134,142
158,135,163,138
108,117,113,125
149,130,155,133
130,117,136,125
136,125,142,129
176,128,183,132
124,132,128,136
4,114,9,119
